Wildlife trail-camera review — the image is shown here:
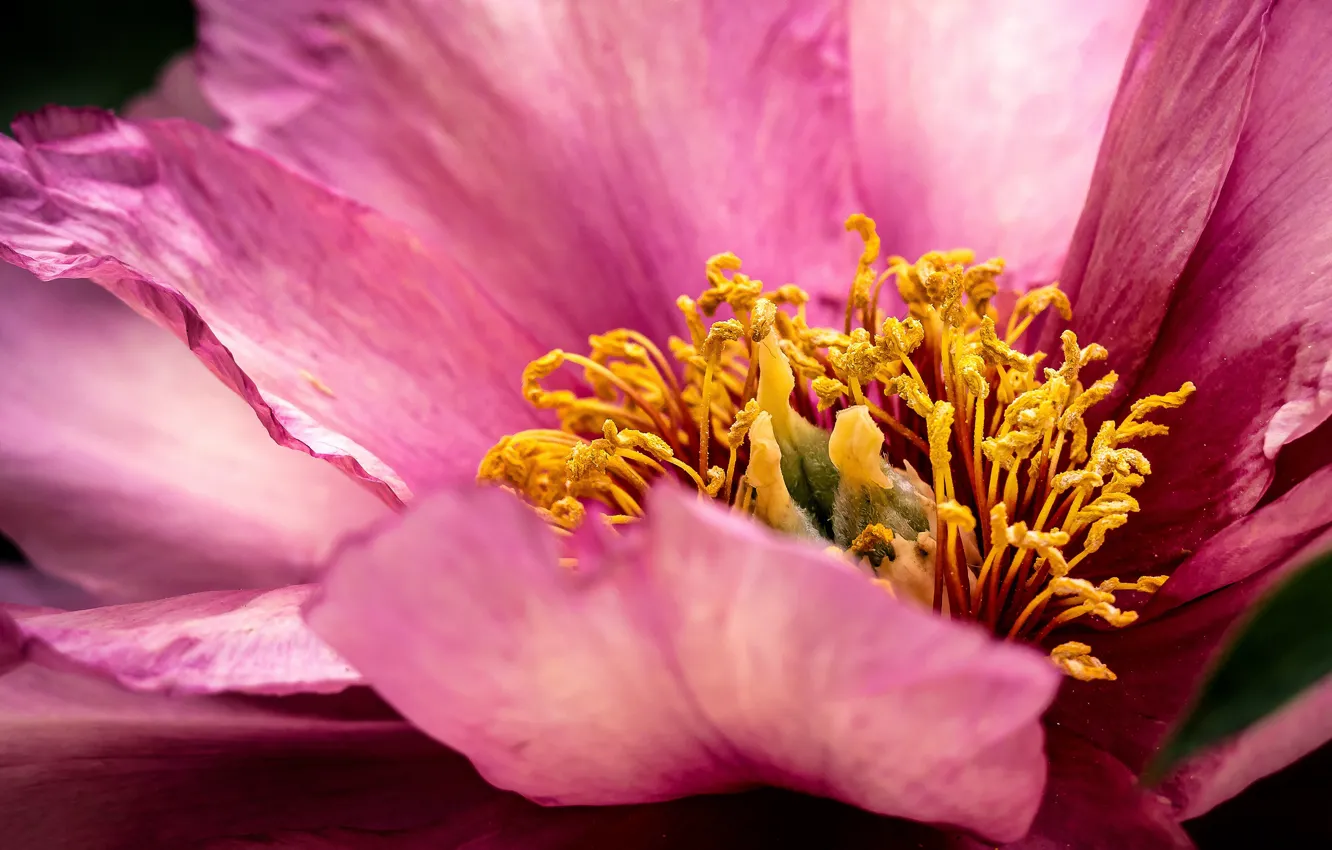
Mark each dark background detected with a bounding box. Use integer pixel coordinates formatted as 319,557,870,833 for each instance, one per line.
1,1,1328,846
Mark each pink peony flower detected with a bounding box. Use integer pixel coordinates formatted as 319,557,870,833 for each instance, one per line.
1,0,1330,846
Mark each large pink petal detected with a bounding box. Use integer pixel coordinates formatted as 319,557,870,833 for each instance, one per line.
10,585,359,695
0,108,544,496
1050,0,1270,392
848,0,1146,291
197,0,866,339
309,484,1059,842
1089,0,1332,573
0,263,388,603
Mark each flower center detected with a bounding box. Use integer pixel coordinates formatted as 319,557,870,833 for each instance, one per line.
478,215,1194,681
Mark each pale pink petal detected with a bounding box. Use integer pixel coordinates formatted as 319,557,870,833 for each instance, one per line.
0,264,388,603
1166,676,1332,821
0,566,94,611
848,0,1147,291
197,0,866,339
309,484,1059,842
0,109,544,495
124,53,225,127
11,585,359,695
1051,0,1270,390
1085,0,1332,574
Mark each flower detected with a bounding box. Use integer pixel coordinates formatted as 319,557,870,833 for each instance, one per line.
1,0,1331,847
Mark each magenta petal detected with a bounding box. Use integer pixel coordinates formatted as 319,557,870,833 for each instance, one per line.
12,585,360,695
1048,520,1332,779
849,0,1146,291
1007,732,1194,850
0,264,389,603
1052,0,1269,390
1089,0,1332,572
0,109,544,495
197,0,866,338
309,484,1059,841
0,652,549,849
1151,466,1332,612
124,53,225,127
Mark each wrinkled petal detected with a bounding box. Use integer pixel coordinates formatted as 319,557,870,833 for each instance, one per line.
1048,512,1332,781
1165,676,1332,821
11,585,359,695
0,647,550,848
125,53,225,127
1051,0,1270,390
0,108,544,496
848,0,1146,291
0,264,388,603
309,484,1059,842
198,0,866,339
1091,0,1332,572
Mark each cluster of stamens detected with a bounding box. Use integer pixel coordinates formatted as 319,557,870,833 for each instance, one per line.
479,214,1194,681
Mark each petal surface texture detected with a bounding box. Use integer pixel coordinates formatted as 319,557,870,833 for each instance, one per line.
11,585,360,695
0,109,543,497
198,0,866,338
309,485,1059,842
848,0,1147,290
0,264,387,603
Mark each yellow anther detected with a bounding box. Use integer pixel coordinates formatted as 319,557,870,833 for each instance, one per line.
1099,575,1170,594
978,317,1032,371
1012,282,1073,327
1049,577,1115,604
1060,372,1118,430
962,258,1006,307
705,251,743,287
566,441,610,483
522,350,576,408
989,502,1010,548
768,284,810,307
844,214,881,314
727,399,762,448
879,316,925,359
829,405,891,489
1054,331,1107,386
1051,642,1117,682
779,339,827,379
955,347,990,400
548,496,586,530
1125,381,1197,424
589,332,649,365
918,255,965,327
937,500,976,531
1082,514,1129,554
602,421,674,461
893,374,935,419
704,319,744,350
982,430,1043,470
850,523,895,555
676,295,707,347
1007,524,1070,578
704,466,727,497
812,376,849,411
751,298,778,342
1052,469,1101,494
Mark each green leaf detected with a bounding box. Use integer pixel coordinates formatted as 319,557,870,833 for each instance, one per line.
1144,548,1332,784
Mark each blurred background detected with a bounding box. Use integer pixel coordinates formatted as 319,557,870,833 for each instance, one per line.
2,0,194,127
1,1,1327,845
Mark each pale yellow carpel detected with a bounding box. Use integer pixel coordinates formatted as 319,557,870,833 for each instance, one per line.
745,412,805,534
755,331,796,435
828,405,891,489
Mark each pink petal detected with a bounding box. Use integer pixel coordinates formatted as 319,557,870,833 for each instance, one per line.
11,585,360,695
124,53,225,127
1051,0,1270,391
0,566,94,611
1165,676,1332,821
848,0,1147,291
308,484,1059,842
0,108,543,496
0,264,388,604
1087,0,1332,574
197,0,866,337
